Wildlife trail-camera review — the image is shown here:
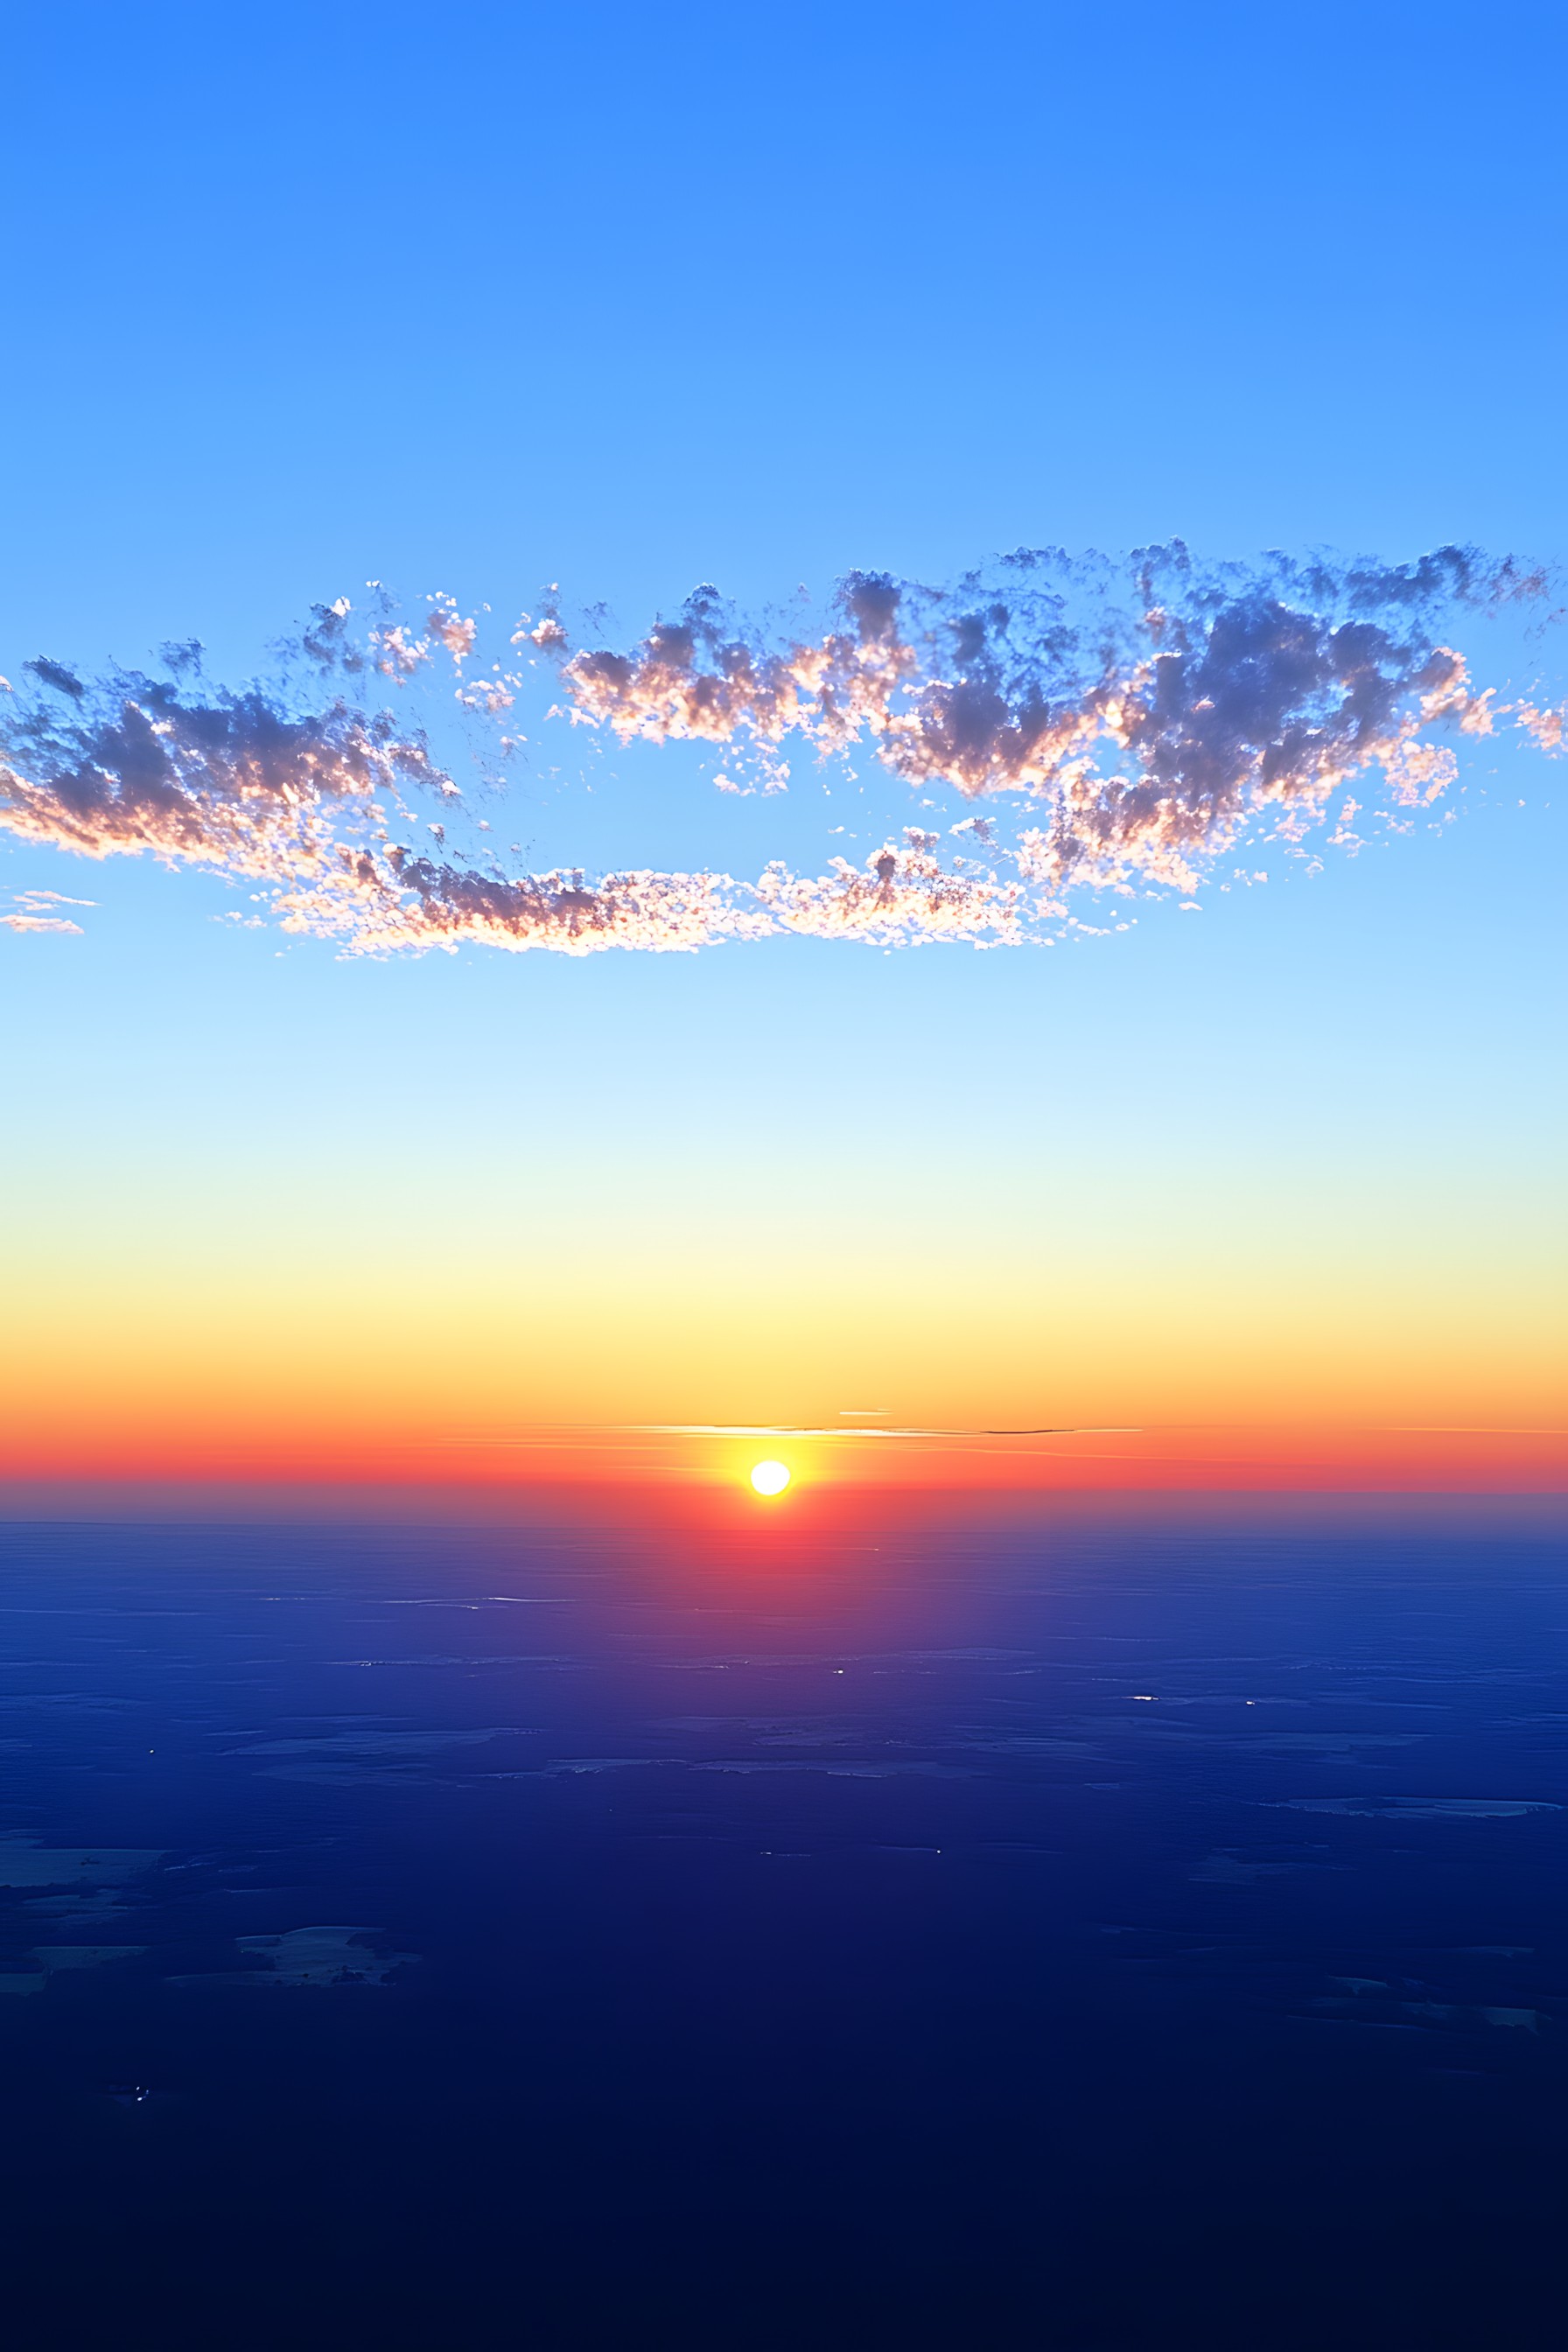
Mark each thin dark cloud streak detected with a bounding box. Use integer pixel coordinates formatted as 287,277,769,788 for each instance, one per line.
1,547,1561,955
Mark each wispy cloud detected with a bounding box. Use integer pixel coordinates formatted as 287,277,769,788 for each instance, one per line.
2,548,1560,955
2,886,94,934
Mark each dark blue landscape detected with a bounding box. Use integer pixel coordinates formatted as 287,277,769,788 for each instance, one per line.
3,1506,1565,2348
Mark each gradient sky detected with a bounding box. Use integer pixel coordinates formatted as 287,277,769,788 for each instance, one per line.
2,0,1564,1494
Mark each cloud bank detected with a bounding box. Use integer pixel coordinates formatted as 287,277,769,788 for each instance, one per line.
2,548,1560,955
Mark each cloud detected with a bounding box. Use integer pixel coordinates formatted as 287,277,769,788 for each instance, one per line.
4,888,93,934
282,852,773,956
756,841,1032,946
0,663,444,888
557,548,1547,896
2,545,1560,956
23,657,86,700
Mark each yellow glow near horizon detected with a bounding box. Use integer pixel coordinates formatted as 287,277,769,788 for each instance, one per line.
750,1460,791,1496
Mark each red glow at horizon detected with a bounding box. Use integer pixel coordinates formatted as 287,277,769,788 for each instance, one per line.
1,1421,1563,1518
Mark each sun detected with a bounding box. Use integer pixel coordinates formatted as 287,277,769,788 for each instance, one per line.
750,1460,791,1497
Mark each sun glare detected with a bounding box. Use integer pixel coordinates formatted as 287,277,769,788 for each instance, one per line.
750,1460,791,1497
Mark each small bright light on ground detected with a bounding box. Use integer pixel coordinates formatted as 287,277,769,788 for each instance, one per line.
750,1460,790,1496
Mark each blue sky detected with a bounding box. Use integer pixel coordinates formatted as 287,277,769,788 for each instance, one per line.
1,0,1564,1460
5,0,1567,658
